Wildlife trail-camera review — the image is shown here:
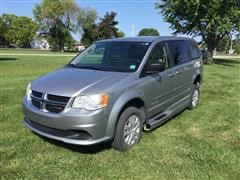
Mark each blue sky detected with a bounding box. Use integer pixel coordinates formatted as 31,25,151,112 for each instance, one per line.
0,0,198,41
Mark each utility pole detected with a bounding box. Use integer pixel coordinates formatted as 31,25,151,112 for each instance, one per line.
131,23,135,37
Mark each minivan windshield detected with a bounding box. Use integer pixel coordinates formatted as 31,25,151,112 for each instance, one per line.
69,41,151,72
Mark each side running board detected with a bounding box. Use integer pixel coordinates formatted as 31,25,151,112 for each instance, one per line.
144,113,168,131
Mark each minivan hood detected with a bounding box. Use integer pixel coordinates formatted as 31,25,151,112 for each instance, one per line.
31,68,128,97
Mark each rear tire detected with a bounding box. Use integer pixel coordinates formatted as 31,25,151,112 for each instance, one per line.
112,107,145,151
188,84,200,110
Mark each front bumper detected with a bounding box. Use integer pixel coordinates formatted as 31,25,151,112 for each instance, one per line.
22,97,112,145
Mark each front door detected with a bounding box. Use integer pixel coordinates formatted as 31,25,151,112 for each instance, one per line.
140,42,177,117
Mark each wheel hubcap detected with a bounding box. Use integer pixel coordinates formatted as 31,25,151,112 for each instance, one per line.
192,89,199,107
123,115,141,146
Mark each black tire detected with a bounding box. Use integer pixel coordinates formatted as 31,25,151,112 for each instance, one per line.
188,84,200,110
112,107,145,151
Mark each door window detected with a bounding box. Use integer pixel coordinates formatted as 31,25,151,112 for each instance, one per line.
146,42,169,71
167,40,190,65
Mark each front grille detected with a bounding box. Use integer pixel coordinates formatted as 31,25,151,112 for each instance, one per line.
47,94,69,103
45,103,65,113
30,90,70,113
32,90,43,98
31,99,41,109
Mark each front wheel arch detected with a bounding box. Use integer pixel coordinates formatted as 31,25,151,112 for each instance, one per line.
106,94,146,138
194,74,201,86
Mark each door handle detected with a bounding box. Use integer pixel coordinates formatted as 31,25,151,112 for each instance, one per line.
175,70,182,75
168,70,182,77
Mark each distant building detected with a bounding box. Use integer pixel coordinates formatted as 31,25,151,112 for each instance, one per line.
74,42,85,51
30,39,50,49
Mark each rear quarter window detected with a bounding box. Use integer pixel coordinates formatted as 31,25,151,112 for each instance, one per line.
188,41,201,60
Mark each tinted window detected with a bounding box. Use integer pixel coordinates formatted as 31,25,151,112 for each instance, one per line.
168,40,190,65
188,41,201,59
146,42,169,69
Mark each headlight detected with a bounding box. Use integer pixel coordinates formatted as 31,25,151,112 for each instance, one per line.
26,82,32,100
72,94,109,111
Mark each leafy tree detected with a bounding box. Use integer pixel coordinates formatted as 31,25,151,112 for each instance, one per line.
79,11,121,46
233,35,240,54
138,28,159,36
33,0,78,51
0,14,37,47
0,15,8,46
77,7,98,46
233,41,240,54
117,31,125,38
96,11,119,40
216,36,231,53
215,34,240,54
0,16,6,37
64,33,75,50
81,24,98,46
156,0,240,62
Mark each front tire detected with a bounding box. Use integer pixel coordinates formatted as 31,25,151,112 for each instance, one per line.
112,107,145,151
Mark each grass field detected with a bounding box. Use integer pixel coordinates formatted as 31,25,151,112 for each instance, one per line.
0,51,239,179
0,48,78,55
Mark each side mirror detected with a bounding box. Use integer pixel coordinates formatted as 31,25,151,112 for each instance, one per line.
145,63,165,74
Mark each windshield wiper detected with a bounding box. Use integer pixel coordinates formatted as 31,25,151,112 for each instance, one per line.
77,66,113,71
66,64,124,72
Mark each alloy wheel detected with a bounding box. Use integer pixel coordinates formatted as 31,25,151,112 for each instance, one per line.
123,114,141,145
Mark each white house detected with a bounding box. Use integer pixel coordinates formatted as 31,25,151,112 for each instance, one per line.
31,39,50,49
74,42,85,51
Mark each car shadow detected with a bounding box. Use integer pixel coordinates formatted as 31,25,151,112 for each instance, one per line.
34,132,112,154
214,58,240,67
0,57,19,61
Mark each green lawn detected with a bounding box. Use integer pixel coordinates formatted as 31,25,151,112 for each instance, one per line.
0,48,78,55
0,52,239,179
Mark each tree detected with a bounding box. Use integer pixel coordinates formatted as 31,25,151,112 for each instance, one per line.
117,31,125,38
156,0,240,63
138,28,159,36
79,11,120,46
0,16,7,37
0,15,9,47
233,41,240,54
81,24,98,46
233,35,240,54
77,7,98,46
0,14,37,47
33,0,78,51
216,36,231,53
96,11,119,40
64,33,75,50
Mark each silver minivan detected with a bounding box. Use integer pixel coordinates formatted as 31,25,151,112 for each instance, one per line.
22,36,203,151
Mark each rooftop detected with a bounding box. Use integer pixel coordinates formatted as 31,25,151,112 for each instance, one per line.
97,36,193,43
